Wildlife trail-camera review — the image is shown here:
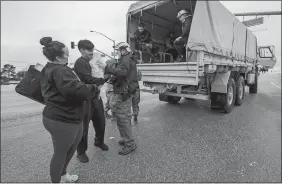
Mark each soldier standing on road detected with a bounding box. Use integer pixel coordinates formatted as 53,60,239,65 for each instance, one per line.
74,40,109,163
132,66,142,124
105,42,138,155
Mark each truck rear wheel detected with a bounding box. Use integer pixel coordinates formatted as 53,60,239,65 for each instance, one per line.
159,94,181,104
249,73,258,94
235,76,245,106
167,96,181,104
159,94,168,102
222,77,236,113
210,93,222,110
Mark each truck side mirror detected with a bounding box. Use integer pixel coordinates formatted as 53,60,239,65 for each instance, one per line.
258,47,274,58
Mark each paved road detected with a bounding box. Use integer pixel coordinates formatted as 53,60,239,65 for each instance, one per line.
1,72,281,183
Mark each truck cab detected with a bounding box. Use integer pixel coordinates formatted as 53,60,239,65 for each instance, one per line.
257,45,277,70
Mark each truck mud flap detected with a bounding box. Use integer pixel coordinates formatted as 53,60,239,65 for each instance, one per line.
211,71,231,94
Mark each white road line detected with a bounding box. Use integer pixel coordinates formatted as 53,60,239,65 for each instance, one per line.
270,82,281,89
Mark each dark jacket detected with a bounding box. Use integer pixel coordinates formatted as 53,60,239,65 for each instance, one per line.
74,57,105,86
134,29,152,44
181,17,192,39
40,63,95,124
105,53,138,95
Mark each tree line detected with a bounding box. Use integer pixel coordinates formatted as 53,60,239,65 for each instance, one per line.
1,64,27,83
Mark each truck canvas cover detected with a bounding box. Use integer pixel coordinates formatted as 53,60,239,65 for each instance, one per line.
127,0,257,63
188,1,257,63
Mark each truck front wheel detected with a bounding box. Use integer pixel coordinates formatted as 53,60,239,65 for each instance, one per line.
235,76,245,106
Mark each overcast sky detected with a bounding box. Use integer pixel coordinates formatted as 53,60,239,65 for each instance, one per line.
1,1,281,71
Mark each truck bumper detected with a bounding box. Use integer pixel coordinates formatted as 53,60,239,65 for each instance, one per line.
140,88,209,100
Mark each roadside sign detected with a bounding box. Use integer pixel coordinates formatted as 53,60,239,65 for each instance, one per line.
242,17,264,27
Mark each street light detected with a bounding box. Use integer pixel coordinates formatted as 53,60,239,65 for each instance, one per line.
90,30,116,59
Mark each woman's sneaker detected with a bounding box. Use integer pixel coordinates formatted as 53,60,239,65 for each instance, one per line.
60,173,79,183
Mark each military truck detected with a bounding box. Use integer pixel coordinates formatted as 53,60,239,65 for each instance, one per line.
126,0,277,113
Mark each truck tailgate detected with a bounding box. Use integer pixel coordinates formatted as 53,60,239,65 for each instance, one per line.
137,62,203,85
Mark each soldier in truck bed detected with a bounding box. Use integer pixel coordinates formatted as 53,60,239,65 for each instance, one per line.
174,9,193,62
134,23,158,62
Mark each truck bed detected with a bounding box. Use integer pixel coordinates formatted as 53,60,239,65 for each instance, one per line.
138,51,254,86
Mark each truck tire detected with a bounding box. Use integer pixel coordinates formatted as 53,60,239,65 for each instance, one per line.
167,96,181,104
222,77,236,113
249,73,258,94
159,94,168,102
235,76,245,106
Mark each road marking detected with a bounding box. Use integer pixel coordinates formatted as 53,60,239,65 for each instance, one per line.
270,82,281,89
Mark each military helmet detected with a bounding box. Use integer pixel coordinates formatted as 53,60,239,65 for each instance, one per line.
114,42,131,52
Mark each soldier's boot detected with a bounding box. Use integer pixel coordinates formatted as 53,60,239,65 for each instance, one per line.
104,111,111,119
133,115,138,124
119,144,137,155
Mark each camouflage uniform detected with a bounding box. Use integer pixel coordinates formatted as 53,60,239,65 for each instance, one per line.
104,82,114,112
132,69,142,116
112,93,134,146
105,54,138,153
104,78,116,117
